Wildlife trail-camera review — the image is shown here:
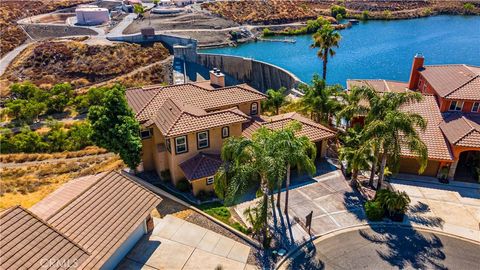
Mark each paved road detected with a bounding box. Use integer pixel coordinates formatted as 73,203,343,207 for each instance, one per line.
284,226,480,270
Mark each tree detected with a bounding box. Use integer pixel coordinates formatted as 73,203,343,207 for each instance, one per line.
9,126,48,153
300,75,343,124
88,85,142,170
311,22,341,80
47,83,74,114
362,90,428,190
67,121,93,151
338,126,372,187
44,119,68,152
73,86,107,113
336,86,370,127
215,128,283,248
331,5,347,19
153,0,159,6
274,121,316,213
134,4,145,18
5,99,46,125
263,87,287,115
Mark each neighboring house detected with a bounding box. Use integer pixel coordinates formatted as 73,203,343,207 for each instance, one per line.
347,54,480,182
126,71,336,195
0,171,162,270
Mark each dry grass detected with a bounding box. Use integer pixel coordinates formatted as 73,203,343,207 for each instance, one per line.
0,146,107,163
0,154,125,210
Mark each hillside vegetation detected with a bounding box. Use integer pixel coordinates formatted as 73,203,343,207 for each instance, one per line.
202,0,480,24
1,41,170,90
0,0,90,57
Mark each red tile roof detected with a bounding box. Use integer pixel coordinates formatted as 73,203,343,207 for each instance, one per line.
440,113,480,148
1,206,89,270
420,65,480,100
242,112,336,142
347,79,409,93
149,98,251,137
126,83,267,124
179,152,223,181
29,171,162,269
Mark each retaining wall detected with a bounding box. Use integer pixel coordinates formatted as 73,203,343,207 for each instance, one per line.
195,53,303,92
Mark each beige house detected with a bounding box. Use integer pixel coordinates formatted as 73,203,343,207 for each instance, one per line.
127,73,336,195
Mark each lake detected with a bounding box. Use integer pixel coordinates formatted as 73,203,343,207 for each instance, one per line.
201,16,480,86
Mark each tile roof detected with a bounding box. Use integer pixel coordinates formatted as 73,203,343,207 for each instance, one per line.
440,113,480,148
179,152,223,181
29,171,162,269
242,112,336,142
399,95,453,161
0,206,89,270
126,83,267,123
149,98,251,137
346,79,410,93
419,64,480,100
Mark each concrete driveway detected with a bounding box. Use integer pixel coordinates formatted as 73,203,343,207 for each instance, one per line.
118,215,256,270
390,176,480,242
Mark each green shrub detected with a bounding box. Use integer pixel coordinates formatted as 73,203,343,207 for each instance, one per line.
231,222,252,235
463,3,474,11
204,205,231,223
375,189,411,215
336,14,343,21
383,10,392,19
176,179,190,192
331,5,346,18
365,201,384,221
423,8,432,16
362,10,369,20
262,28,273,37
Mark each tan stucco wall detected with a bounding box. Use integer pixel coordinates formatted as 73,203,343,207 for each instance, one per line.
399,158,440,177
191,177,215,196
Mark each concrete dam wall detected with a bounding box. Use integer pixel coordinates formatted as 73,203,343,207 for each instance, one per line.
195,53,303,93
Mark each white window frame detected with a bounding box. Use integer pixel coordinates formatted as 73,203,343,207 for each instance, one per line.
175,136,188,154
206,176,214,185
472,102,479,112
251,102,258,115
448,101,463,111
222,126,229,138
197,131,209,149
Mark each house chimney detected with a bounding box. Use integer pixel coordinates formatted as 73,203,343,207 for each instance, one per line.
209,68,225,88
408,53,424,90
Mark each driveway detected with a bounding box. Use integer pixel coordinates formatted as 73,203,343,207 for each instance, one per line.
118,215,256,270
390,176,480,242
282,225,480,270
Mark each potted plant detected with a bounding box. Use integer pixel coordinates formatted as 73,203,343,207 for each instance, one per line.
438,166,449,184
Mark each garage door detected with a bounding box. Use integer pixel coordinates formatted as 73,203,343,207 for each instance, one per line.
399,158,439,177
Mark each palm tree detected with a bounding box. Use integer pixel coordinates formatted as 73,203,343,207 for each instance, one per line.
273,121,316,213
362,91,428,190
311,22,341,80
300,75,343,125
214,127,282,248
337,86,370,127
263,87,287,115
338,126,372,187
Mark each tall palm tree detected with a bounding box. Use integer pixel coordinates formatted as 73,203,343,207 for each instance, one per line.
362,91,428,190
339,126,372,187
274,121,316,214
311,23,341,80
264,87,287,115
214,127,282,248
337,86,370,127
300,75,343,125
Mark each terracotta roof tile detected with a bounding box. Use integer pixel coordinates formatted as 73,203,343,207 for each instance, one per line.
29,171,162,270
1,206,89,270
420,65,480,100
179,152,222,181
242,112,336,142
440,113,480,148
400,95,453,161
346,79,409,93
127,83,266,123
149,98,251,137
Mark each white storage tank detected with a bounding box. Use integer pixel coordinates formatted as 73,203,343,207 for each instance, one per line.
76,5,110,25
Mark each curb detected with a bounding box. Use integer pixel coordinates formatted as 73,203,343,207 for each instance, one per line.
275,222,480,269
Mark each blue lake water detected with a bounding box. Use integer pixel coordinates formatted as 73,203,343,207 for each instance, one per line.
201,16,480,86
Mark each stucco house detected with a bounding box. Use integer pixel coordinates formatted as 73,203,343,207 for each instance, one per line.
0,171,162,270
126,71,336,195
347,54,480,182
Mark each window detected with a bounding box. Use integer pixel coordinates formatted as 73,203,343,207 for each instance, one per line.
449,101,463,111
166,138,171,153
140,128,153,139
175,136,188,154
472,102,479,112
251,102,258,115
222,126,229,138
206,176,214,185
197,131,209,149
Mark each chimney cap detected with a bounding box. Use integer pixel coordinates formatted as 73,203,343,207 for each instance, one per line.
415,53,424,58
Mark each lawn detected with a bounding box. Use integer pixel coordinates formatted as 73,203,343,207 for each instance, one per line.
198,202,252,235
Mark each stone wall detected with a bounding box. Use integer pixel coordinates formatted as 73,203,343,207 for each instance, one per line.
195,53,303,93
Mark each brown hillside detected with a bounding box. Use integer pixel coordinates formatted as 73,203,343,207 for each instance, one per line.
1,41,170,88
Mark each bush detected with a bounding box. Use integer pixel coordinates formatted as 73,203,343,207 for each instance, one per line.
331,5,346,18
375,189,411,215
365,201,384,221
362,10,369,20
176,179,190,192
231,222,252,235
262,28,273,37
336,14,343,21
463,3,474,11
160,170,171,182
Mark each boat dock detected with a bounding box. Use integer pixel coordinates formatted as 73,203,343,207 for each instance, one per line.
257,37,296,43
